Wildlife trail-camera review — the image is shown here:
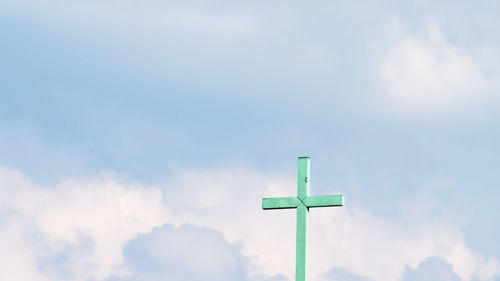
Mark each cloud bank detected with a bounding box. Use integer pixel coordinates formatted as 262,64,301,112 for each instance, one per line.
1,166,498,281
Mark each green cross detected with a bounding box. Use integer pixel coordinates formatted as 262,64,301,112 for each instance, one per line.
262,157,344,281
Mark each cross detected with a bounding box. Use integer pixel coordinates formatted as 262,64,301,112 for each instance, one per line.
262,157,344,281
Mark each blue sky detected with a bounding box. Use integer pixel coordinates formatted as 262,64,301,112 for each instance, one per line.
1,1,500,280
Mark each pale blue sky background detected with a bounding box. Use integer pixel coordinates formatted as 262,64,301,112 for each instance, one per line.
1,1,500,281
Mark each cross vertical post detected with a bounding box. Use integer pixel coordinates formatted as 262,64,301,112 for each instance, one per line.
296,157,310,281
262,157,344,281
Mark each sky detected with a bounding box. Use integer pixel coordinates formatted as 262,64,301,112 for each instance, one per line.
1,0,500,280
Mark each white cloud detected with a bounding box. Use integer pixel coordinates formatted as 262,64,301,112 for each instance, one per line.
0,167,168,281
109,224,249,281
376,23,496,117
401,257,461,281
162,167,298,279
161,166,500,281
318,267,373,281
1,166,499,281
307,205,498,281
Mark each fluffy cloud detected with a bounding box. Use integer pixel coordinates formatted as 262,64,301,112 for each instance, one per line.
161,167,500,281
107,223,287,281
1,166,499,281
319,267,373,281
376,23,496,117
0,167,168,281
107,224,249,281
306,206,499,281
162,167,298,279
401,257,461,281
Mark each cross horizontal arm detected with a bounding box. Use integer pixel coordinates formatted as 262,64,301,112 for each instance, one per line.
262,197,301,210
303,195,343,208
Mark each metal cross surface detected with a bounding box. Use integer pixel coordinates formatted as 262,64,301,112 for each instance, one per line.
262,157,344,281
